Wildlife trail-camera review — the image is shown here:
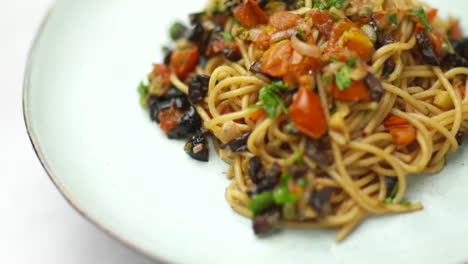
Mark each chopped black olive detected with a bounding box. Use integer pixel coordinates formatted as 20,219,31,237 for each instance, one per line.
253,209,281,236
249,156,264,184
168,106,202,139
248,163,282,196
443,38,468,68
189,12,205,25
383,58,396,77
385,176,398,198
221,47,242,61
305,138,333,166
187,23,205,42
147,95,161,122
451,38,468,58
310,187,335,216
249,61,263,74
188,75,210,104
376,33,395,48
162,47,173,66
364,72,384,102
456,131,465,146
221,132,251,152
416,30,441,66
184,130,209,161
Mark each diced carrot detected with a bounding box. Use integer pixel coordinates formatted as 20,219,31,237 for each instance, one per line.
426,9,438,24
310,10,335,39
332,80,370,101
270,11,300,31
289,86,327,139
158,105,185,134
249,109,266,121
384,116,417,148
233,0,269,28
260,40,293,77
170,47,200,79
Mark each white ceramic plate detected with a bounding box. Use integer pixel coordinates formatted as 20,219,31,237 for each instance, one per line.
24,0,468,263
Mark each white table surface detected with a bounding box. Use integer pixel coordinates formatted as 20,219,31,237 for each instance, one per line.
1,0,157,263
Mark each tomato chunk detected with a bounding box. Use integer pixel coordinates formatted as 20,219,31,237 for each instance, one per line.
233,0,269,28
159,105,185,134
289,86,327,139
384,116,417,148
310,10,335,39
283,57,323,87
170,47,200,79
332,80,370,101
150,64,171,87
260,41,293,77
270,11,300,31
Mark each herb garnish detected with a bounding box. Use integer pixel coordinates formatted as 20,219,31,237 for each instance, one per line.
249,82,288,118
335,66,351,90
413,7,432,31
221,31,234,42
297,28,308,41
385,185,399,203
137,81,149,107
389,13,398,25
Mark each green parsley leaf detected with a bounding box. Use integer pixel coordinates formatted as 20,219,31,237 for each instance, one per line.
137,81,149,107
400,201,412,206
346,58,356,68
211,1,226,13
220,31,234,42
233,19,241,25
413,7,432,31
249,82,288,118
385,185,399,203
293,149,305,166
323,75,333,85
335,66,351,90
273,174,299,205
247,192,274,216
331,0,344,9
312,0,325,10
297,28,308,41
389,13,398,25
297,178,308,187
330,105,338,114
169,22,187,41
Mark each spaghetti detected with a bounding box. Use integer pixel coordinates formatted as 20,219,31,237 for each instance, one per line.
138,0,468,240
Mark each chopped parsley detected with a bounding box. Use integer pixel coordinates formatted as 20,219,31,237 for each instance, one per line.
389,13,398,25
323,75,333,85
137,81,149,107
330,105,338,114
233,19,241,25
385,185,399,203
346,58,356,68
247,192,274,216
313,0,344,10
297,28,308,41
413,7,432,31
400,201,412,206
297,178,308,187
293,148,305,166
221,31,234,42
211,1,226,14
335,66,351,90
169,22,187,40
249,82,288,118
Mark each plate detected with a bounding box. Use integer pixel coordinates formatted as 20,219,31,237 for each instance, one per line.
24,0,468,263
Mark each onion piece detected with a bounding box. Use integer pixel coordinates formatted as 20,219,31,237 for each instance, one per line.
291,34,321,58
270,28,296,43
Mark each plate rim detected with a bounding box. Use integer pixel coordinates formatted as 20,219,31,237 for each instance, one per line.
22,1,170,263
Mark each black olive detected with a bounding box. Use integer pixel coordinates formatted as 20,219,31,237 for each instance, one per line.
456,131,465,146
187,23,205,42
221,48,242,61
249,156,264,184
162,47,173,66
184,130,209,162
287,166,308,179
188,75,210,104
258,0,268,8
253,209,281,236
248,163,282,196
221,132,251,152
305,138,333,166
310,187,335,216
451,38,468,58
383,58,396,77
249,61,263,74
147,95,161,123
364,72,384,102
189,12,205,25
376,33,395,48
442,53,468,68
385,176,398,197
168,106,202,139
416,30,441,66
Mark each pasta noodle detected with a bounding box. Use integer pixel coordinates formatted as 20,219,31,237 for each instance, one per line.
139,0,468,240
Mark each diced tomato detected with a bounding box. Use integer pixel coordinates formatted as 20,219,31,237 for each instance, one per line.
426,9,438,24
233,0,269,28
207,34,238,56
249,109,266,121
158,105,185,134
260,40,293,77
340,28,374,59
384,116,417,148
328,20,355,48
289,86,327,139
426,29,444,56
269,11,300,31
332,80,370,101
170,47,200,79
253,30,272,49
449,20,464,40
310,10,335,39
150,64,171,87
283,57,323,87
